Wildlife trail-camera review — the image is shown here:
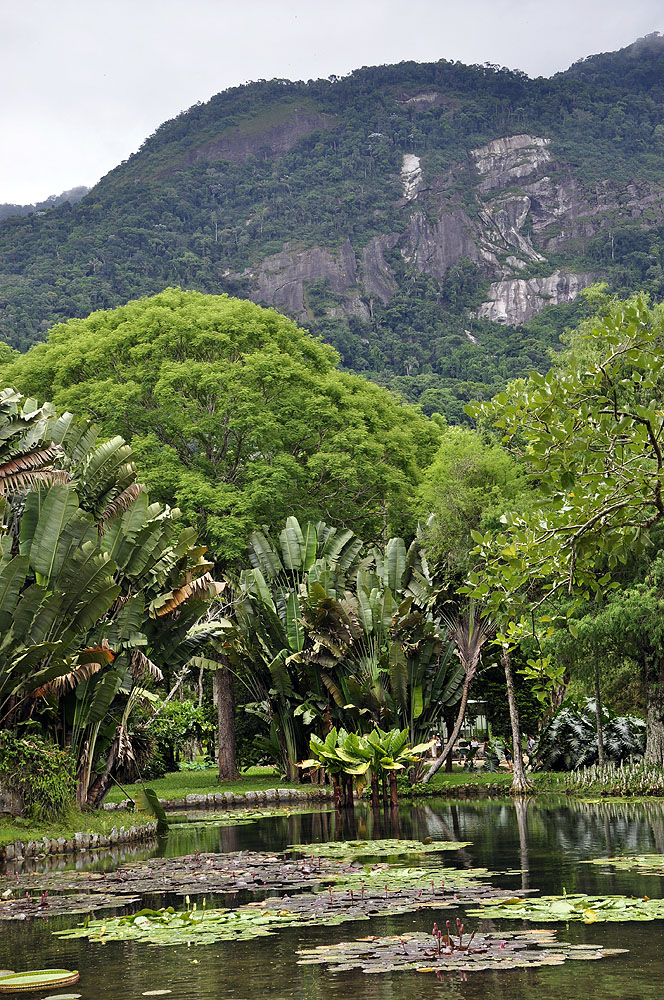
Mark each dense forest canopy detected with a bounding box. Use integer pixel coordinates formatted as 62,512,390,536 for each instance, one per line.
0,289,439,561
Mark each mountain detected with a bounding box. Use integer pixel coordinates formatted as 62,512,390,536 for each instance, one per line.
1,34,664,418
0,186,89,222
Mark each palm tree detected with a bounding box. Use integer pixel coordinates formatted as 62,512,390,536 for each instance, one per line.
422,602,495,782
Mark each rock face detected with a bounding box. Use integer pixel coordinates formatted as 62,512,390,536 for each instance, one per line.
477,271,595,325
238,130,664,329
182,105,338,167
250,239,369,322
401,154,423,201
0,781,24,818
471,135,552,194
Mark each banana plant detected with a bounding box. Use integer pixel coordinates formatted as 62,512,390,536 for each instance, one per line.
0,390,223,809
299,726,433,807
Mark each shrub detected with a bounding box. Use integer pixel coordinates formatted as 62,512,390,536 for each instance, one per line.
533,699,645,772
0,731,74,820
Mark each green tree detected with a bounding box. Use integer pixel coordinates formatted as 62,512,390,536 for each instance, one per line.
465,293,664,768
418,424,528,580
1,289,439,561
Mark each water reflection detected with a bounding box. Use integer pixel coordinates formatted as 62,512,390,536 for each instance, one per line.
3,797,664,999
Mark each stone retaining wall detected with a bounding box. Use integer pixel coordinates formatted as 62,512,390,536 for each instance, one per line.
0,786,334,864
103,786,334,811
0,820,159,864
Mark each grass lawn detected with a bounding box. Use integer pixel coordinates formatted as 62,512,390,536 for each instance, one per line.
105,765,298,803
0,809,146,848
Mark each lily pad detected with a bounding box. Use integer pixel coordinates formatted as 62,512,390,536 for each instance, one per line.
286,839,471,859
583,855,664,876
296,929,626,974
468,892,664,923
11,850,516,923
0,971,79,993
54,866,529,949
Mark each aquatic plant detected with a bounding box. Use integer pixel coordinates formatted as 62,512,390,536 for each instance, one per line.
564,760,664,796
468,892,664,922
296,927,626,974
285,838,471,860
583,855,664,876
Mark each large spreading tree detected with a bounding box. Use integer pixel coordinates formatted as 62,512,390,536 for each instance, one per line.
0,288,439,562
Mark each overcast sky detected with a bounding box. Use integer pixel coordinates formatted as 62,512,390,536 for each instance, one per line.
2,0,663,204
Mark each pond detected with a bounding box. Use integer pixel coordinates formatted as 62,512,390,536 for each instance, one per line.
2,797,663,999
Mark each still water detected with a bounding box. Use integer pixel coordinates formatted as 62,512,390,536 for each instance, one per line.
2,797,664,1000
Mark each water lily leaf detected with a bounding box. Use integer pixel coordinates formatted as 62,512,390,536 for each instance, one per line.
583,855,664,876
296,930,627,975
287,839,471,860
468,893,664,923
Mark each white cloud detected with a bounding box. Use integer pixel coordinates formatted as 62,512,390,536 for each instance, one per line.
1,0,662,202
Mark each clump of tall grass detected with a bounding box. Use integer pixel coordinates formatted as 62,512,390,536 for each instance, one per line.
565,759,664,797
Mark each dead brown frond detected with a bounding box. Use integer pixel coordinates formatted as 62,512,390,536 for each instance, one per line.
156,574,226,617
0,445,63,478
0,468,70,495
116,724,135,766
32,660,105,698
98,483,143,526
130,649,163,682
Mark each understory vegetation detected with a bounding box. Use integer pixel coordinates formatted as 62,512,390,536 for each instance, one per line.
1,281,664,822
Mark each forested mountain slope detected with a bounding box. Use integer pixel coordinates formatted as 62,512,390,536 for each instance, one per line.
2,34,664,417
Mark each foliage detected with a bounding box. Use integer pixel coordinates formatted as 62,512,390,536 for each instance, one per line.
418,425,529,579
144,699,214,775
2,42,664,421
533,700,646,771
564,760,664,796
0,731,74,821
296,928,625,974
473,658,549,738
464,294,664,762
469,893,664,923
299,726,434,790
1,291,438,559
285,838,470,859
583,855,664,875
0,388,223,809
224,516,461,777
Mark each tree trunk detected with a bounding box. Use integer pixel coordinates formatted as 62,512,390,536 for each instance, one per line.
343,774,354,809
389,771,398,807
644,654,664,766
593,655,605,767
422,674,472,783
332,775,343,811
214,665,239,781
503,649,529,794
514,797,530,891
371,774,380,810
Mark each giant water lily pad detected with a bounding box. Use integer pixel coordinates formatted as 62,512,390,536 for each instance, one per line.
583,855,664,876
0,892,140,921
332,863,498,893
286,839,471,859
468,893,664,923
0,971,79,993
296,929,626,974
170,804,331,828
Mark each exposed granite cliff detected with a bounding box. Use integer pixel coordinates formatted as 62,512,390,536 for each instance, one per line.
477,271,595,325
243,130,664,327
